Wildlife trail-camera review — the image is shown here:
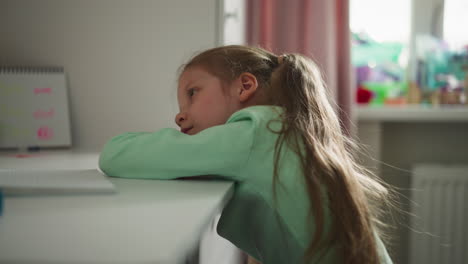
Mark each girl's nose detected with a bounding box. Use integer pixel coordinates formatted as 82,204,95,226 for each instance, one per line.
175,112,187,127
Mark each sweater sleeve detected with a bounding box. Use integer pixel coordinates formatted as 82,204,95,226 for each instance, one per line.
99,116,255,182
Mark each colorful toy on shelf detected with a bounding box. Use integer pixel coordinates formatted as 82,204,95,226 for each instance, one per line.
356,85,373,104
352,33,407,105
416,35,467,105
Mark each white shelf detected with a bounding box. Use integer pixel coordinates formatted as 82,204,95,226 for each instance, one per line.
356,105,468,122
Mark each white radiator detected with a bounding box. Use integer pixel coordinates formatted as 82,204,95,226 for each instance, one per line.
409,164,468,264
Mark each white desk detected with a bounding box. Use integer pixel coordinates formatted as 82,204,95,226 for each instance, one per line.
0,151,234,264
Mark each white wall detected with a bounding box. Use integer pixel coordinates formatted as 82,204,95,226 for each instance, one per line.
0,0,219,150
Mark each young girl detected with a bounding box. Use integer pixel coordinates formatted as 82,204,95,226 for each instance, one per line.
99,45,393,264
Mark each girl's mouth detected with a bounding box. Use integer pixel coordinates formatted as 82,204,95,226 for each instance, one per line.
182,127,193,134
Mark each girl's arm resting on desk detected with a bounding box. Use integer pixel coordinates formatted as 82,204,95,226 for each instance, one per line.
99,120,254,181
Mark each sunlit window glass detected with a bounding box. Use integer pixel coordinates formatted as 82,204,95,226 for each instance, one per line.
444,0,468,50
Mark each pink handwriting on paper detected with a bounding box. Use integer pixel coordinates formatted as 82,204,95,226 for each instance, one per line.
34,87,52,95
37,126,54,140
33,108,55,119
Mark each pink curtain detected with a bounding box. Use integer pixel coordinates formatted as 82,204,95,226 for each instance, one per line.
247,0,353,133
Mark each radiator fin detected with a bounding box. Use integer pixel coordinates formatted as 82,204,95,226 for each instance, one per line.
410,165,468,264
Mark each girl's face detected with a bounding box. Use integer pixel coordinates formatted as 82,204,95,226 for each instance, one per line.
176,66,242,135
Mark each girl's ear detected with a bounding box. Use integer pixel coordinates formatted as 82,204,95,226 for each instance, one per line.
238,72,259,103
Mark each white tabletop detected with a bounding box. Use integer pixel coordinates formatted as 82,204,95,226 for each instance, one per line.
0,150,234,264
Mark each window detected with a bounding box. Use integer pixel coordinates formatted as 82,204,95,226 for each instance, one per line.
350,0,410,44
352,0,468,106
444,0,468,50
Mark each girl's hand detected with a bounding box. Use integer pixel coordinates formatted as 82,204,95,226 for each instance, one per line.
247,256,262,264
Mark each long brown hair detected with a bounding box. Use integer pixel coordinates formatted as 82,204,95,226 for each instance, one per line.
181,45,393,264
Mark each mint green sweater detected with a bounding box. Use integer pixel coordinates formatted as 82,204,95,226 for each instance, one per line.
99,106,392,264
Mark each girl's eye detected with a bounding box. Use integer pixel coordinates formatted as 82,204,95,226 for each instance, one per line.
188,88,197,97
